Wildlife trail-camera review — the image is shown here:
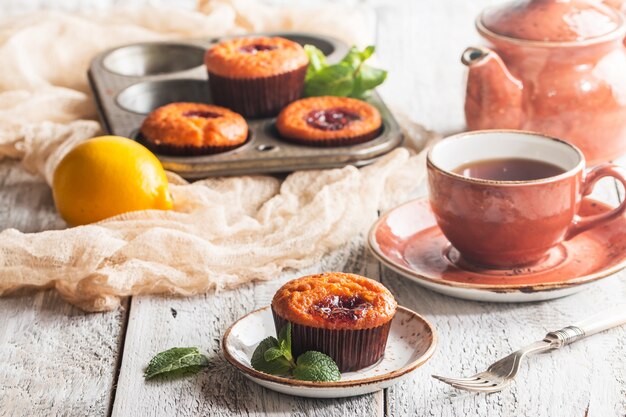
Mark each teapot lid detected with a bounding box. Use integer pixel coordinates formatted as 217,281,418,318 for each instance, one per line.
479,0,623,43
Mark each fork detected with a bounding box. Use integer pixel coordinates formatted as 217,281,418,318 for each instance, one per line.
432,305,626,393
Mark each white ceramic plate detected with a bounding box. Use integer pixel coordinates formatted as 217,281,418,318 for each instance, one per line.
222,306,437,398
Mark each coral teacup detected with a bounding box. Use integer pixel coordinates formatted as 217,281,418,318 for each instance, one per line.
427,130,626,268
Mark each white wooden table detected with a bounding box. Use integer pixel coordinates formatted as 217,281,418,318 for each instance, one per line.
1,1,626,416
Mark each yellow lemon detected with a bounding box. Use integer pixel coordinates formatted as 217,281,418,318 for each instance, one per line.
53,135,173,226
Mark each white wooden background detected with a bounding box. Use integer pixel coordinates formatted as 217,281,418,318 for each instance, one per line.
1,1,626,416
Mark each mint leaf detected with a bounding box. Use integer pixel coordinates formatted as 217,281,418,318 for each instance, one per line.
340,45,374,70
360,45,375,61
304,44,386,98
352,65,387,99
277,323,293,361
304,63,355,97
144,347,209,380
264,346,285,362
304,45,327,81
340,47,364,69
251,336,292,376
292,351,341,382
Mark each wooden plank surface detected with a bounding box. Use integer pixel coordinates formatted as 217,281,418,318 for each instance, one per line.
110,238,384,416
2,0,626,416
0,161,126,417
382,268,626,417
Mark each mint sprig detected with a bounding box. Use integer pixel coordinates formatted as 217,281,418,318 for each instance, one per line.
304,44,387,99
144,347,209,380
250,323,341,382
251,336,294,376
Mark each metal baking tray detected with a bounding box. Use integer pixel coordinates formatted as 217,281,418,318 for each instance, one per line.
88,32,403,179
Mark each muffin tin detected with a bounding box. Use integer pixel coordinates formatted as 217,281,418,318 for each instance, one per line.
88,33,403,178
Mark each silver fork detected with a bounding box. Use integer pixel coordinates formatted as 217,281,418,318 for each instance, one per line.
433,305,626,393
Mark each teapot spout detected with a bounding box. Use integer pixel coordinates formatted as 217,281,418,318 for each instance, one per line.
462,47,524,130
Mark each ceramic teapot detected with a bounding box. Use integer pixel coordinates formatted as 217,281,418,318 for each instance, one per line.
462,0,626,165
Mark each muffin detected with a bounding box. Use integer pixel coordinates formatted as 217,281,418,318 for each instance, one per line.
271,272,397,372
139,102,248,156
276,96,382,146
204,36,308,118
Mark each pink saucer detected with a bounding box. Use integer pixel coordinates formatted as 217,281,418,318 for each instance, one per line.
368,197,626,302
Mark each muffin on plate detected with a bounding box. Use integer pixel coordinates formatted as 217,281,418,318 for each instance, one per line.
275,96,382,147
139,102,248,156
271,272,397,372
204,36,308,118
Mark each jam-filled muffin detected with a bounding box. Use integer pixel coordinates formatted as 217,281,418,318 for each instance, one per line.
140,102,248,156
276,96,382,146
271,272,397,372
204,36,308,118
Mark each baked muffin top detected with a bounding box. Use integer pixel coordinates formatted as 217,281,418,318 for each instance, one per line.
205,37,308,79
276,96,382,142
271,272,397,330
140,102,248,148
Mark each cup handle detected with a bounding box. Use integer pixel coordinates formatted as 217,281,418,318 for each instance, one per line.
565,164,626,240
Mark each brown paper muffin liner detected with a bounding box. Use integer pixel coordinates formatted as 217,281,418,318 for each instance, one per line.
272,307,393,373
208,65,307,118
278,127,382,148
137,133,247,156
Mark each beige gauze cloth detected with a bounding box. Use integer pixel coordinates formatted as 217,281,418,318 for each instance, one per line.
0,0,437,312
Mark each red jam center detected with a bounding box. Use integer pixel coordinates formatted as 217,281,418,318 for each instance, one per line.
311,295,373,322
183,110,221,118
305,108,361,131
239,44,278,54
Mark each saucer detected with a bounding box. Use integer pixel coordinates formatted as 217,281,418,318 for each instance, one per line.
222,306,436,398
368,197,626,303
